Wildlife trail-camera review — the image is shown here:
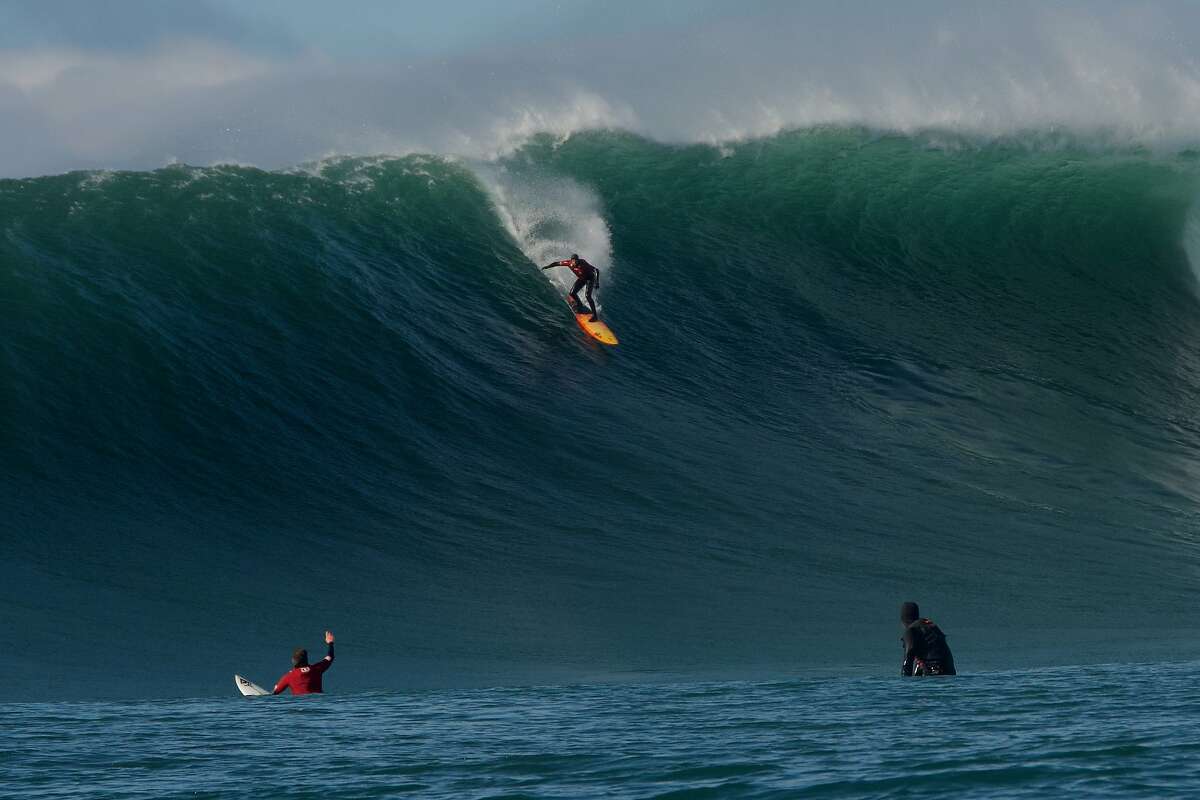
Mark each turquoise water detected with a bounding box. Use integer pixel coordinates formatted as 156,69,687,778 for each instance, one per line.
8,662,1200,798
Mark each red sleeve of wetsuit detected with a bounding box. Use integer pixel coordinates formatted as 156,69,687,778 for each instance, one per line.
272,671,292,695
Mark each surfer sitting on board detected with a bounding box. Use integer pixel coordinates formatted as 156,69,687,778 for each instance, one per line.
542,254,601,321
899,602,956,676
273,630,335,695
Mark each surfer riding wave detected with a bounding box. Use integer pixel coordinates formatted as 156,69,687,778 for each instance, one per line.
543,254,600,321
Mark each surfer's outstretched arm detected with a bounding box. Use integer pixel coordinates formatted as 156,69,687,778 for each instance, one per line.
313,630,335,674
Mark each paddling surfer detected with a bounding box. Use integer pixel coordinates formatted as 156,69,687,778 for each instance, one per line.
899,602,956,676
273,630,335,695
542,253,600,321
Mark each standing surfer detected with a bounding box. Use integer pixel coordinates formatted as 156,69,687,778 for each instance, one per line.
899,602,956,676
273,630,336,695
543,254,601,321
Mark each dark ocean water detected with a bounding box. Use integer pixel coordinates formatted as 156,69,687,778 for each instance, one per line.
8,662,1200,798
6,128,1200,704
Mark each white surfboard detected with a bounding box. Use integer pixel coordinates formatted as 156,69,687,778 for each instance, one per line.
234,674,270,696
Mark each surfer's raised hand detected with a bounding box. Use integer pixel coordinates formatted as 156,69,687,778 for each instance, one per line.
325,630,335,644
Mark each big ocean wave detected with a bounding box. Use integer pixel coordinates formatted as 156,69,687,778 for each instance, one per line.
6,127,1200,698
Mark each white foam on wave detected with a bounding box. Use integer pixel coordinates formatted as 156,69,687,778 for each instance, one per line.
435,91,636,163
473,163,614,300
1182,205,1200,291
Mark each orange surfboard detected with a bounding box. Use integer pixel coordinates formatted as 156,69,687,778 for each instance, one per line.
567,296,618,346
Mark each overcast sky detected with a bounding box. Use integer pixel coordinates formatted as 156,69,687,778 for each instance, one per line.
0,0,736,58
3,1,1200,177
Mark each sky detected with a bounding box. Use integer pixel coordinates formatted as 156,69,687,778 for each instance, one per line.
0,0,733,58
4,1,1200,177
212,0,732,58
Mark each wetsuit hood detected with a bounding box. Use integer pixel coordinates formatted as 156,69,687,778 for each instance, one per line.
900,601,920,626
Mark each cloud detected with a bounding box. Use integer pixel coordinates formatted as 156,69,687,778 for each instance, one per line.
0,40,288,175
0,0,293,53
5,2,1200,177
0,43,277,94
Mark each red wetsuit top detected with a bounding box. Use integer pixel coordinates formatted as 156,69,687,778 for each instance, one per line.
273,643,334,695
548,258,596,280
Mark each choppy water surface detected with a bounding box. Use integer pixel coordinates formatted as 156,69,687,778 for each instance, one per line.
8,661,1200,799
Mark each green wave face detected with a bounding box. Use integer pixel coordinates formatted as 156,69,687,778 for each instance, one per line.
4,129,1200,698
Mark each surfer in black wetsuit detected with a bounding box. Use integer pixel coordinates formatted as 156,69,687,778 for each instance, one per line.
900,601,956,676
542,253,600,321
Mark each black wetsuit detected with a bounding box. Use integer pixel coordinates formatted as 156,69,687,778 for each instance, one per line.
901,618,956,676
544,258,600,318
